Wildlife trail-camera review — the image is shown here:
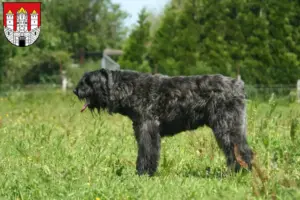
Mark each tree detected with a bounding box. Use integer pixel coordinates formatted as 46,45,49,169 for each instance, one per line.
45,0,128,52
265,0,300,84
149,0,201,75
149,0,300,84
118,8,152,72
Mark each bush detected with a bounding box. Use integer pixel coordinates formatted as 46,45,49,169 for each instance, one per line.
66,60,101,86
2,50,71,85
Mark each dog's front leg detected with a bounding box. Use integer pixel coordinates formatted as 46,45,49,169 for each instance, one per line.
134,120,160,176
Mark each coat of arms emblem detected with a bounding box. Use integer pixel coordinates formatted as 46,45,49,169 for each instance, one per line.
3,2,41,47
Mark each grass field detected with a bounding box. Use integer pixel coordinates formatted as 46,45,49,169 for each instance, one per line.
0,89,300,200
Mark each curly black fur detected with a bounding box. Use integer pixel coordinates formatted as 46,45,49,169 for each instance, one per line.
73,69,253,176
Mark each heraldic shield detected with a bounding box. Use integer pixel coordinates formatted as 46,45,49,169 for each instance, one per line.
3,2,41,47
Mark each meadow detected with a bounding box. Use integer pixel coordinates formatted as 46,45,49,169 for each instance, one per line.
0,89,300,200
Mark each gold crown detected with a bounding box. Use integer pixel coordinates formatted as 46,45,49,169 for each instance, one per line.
17,7,27,14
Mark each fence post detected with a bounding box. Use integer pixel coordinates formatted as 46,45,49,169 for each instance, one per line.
80,48,85,65
101,51,106,68
297,79,300,103
62,70,68,92
236,64,241,80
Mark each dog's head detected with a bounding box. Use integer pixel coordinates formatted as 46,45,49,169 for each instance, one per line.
73,69,113,112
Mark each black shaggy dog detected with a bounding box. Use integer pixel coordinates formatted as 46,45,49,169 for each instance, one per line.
73,69,253,176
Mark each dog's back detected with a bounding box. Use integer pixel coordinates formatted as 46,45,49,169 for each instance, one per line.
116,70,244,95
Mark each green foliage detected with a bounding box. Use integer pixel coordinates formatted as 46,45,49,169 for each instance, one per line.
121,0,300,84
118,8,152,73
0,19,11,83
2,0,300,85
2,48,71,85
44,0,127,52
149,1,200,75
0,90,300,199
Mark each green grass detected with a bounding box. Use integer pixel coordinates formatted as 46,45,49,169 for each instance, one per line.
0,89,300,200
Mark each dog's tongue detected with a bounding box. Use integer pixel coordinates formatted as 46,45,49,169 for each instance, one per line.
81,103,88,112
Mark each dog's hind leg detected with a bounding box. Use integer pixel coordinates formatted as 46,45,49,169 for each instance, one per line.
209,101,253,172
133,120,161,176
212,124,253,172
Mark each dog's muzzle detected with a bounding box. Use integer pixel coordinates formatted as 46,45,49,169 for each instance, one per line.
73,88,89,112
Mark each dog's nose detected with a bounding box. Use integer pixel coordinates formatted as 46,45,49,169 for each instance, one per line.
73,89,78,95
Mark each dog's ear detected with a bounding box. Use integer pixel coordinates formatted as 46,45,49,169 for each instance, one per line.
100,68,113,89
83,72,94,87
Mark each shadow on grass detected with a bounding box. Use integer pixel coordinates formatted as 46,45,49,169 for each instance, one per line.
173,166,251,179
